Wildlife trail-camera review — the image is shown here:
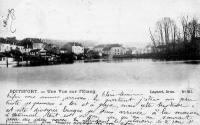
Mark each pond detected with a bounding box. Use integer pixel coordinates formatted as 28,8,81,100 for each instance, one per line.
0,59,199,89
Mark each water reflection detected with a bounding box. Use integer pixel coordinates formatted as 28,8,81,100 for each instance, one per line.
82,58,153,63
0,58,200,86
183,60,200,64
82,58,200,65
1,59,200,69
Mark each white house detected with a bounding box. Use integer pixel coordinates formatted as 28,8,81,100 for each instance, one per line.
17,46,25,53
72,44,84,55
0,43,11,52
0,43,27,53
33,42,44,50
110,47,126,55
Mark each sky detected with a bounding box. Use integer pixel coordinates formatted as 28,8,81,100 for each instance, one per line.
0,0,200,47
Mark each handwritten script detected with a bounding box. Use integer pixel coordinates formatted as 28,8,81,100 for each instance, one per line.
4,89,200,124
2,9,16,33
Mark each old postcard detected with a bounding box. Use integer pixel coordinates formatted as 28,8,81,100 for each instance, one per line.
0,0,200,124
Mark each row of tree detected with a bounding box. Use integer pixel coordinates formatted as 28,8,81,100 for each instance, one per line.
149,16,200,60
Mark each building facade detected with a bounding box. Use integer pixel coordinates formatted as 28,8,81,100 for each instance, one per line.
33,43,44,50
0,43,11,52
110,47,126,55
17,46,25,53
72,45,84,55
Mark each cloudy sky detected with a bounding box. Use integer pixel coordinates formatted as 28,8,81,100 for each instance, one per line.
0,0,200,47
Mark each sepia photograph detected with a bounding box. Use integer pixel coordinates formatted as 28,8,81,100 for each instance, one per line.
0,0,200,124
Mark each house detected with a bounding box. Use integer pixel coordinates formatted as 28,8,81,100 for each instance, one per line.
102,46,112,55
61,42,84,55
24,48,32,53
16,46,25,53
10,44,25,53
124,47,138,55
0,43,11,52
93,45,105,53
20,38,36,52
30,42,45,55
10,44,17,50
30,49,40,56
72,43,84,55
110,47,126,55
60,48,68,54
93,45,106,57
33,42,44,50
0,42,26,54
102,44,124,56
124,48,131,55
39,49,52,59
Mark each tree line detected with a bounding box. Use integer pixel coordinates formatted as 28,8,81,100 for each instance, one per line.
149,16,200,60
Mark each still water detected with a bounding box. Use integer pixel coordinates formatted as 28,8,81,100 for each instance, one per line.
0,59,200,88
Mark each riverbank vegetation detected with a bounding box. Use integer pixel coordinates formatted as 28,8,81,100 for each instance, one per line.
149,16,200,60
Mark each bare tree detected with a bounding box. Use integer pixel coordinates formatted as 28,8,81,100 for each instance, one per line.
149,15,200,60
181,15,189,41
156,21,164,45
149,28,157,53
187,18,199,40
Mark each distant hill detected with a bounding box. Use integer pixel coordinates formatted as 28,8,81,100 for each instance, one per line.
41,39,97,48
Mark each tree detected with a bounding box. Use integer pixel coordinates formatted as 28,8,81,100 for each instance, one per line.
149,15,200,60
187,18,199,40
181,15,189,41
150,17,178,53
149,28,157,53
19,38,33,48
